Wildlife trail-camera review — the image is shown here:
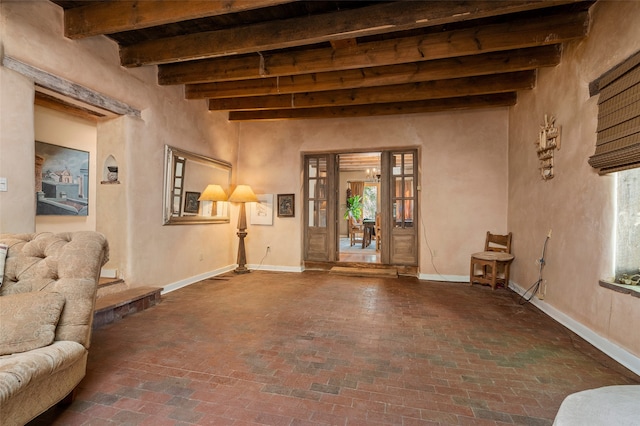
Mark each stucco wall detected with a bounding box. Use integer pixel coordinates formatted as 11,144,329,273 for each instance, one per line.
237,108,509,277
0,1,238,288
508,0,640,357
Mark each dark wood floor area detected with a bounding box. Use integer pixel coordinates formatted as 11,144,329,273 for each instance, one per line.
31,271,638,425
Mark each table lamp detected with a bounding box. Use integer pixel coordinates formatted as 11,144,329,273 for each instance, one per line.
198,184,227,216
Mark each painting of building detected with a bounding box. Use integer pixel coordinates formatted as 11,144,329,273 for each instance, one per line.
35,141,89,216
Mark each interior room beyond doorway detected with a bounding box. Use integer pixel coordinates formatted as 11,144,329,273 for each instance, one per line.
339,152,381,264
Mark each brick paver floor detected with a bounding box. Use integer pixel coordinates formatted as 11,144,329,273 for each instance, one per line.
31,271,639,425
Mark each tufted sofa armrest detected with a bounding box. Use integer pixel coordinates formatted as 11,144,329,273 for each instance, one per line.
0,232,109,349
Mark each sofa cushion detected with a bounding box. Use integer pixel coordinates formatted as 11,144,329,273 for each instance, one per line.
0,232,109,348
0,341,87,404
0,292,65,355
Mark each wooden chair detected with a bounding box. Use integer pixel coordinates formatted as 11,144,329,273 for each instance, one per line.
348,213,364,247
470,232,514,290
375,213,381,251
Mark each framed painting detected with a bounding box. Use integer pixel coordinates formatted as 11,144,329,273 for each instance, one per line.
183,191,201,214
277,194,295,217
250,194,273,225
35,141,89,216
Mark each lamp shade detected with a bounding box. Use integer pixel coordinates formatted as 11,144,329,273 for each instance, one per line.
229,184,258,203
198,184,228,201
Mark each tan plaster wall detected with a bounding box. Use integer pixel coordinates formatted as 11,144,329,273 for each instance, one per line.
0,1,238,287
96,117,127,277
238,109,509,275
34,105,97,233
508,0,640,356
0,67,35,233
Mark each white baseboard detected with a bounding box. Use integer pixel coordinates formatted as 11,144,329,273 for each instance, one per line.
162,264,303,294
249,264,304,273
161,265,236,294
419,273,469,283
509,281,640,376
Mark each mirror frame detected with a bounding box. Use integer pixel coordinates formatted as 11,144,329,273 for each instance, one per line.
163,145,232,225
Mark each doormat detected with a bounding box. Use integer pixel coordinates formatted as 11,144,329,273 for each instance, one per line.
329,266,398,278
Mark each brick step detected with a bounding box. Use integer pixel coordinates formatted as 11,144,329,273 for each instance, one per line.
93,286,162,329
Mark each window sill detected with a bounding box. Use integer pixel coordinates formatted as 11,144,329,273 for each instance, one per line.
599,280,640,298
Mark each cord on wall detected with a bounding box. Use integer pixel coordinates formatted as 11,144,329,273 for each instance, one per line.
252,246,270,271
519,230,551,305
419,209,447,281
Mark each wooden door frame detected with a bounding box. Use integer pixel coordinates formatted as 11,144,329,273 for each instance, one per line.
302,147,419,268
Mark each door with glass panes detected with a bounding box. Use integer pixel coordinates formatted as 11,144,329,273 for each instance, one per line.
303,150,417,266
386,150,418,265
303,154,337,262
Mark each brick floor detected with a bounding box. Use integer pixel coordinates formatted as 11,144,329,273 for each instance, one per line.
30,271,639,425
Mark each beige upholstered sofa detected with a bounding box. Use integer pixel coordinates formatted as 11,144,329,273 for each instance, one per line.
0,232,108,426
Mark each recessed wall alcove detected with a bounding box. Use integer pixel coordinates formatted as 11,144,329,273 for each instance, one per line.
101,155,119,184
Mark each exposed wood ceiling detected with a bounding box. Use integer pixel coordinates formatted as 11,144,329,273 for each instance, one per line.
49,0,595,121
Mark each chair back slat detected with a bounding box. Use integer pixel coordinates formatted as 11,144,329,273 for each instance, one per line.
484,231,512,253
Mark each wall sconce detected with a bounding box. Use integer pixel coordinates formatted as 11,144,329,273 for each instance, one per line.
198,184,227,216
228,184,258,274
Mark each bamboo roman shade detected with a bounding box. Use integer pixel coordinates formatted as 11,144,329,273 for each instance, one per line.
589,50,640,174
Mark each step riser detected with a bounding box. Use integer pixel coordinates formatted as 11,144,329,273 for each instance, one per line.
93,286,162,329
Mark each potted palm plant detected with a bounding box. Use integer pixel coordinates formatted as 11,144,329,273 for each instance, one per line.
344,195,363,220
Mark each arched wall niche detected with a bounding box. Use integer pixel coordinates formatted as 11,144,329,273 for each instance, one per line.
102,154,119,184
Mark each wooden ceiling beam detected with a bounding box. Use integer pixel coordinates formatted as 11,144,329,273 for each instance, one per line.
208,71,535,111
228,93,518,121
63,0,295,39
187,45,560,99
159,11,587,85
121,1,582,67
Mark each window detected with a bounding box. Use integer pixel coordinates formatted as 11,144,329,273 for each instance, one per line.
616,167,640,283
392,152,415,228
589,50,640,287
588,49,640,174
362,184,378,220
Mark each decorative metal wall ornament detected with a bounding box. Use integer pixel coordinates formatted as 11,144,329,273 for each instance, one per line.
536,114,561,180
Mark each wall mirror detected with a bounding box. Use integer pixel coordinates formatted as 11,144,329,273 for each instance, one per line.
163,145,231,225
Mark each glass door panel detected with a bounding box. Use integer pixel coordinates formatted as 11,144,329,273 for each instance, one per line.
389,150,418,265
304,155,335,262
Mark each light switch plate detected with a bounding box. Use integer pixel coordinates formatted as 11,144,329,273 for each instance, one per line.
0,177,7,192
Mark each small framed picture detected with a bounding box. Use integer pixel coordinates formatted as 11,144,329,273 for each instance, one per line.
250,194,274,225
183,191,201,214
277,194,295,217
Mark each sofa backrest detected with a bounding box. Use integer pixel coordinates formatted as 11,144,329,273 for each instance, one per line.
0,232,109,348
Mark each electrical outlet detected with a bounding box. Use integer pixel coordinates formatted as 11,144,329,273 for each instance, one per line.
537,280,547,300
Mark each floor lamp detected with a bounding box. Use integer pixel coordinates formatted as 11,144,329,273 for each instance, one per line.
229,185,258,274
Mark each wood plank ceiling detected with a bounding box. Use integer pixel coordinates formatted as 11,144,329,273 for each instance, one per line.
50,0,595,121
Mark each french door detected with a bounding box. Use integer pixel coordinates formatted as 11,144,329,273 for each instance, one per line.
303,154,337,262
303,149,418,266
386,150,418,265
